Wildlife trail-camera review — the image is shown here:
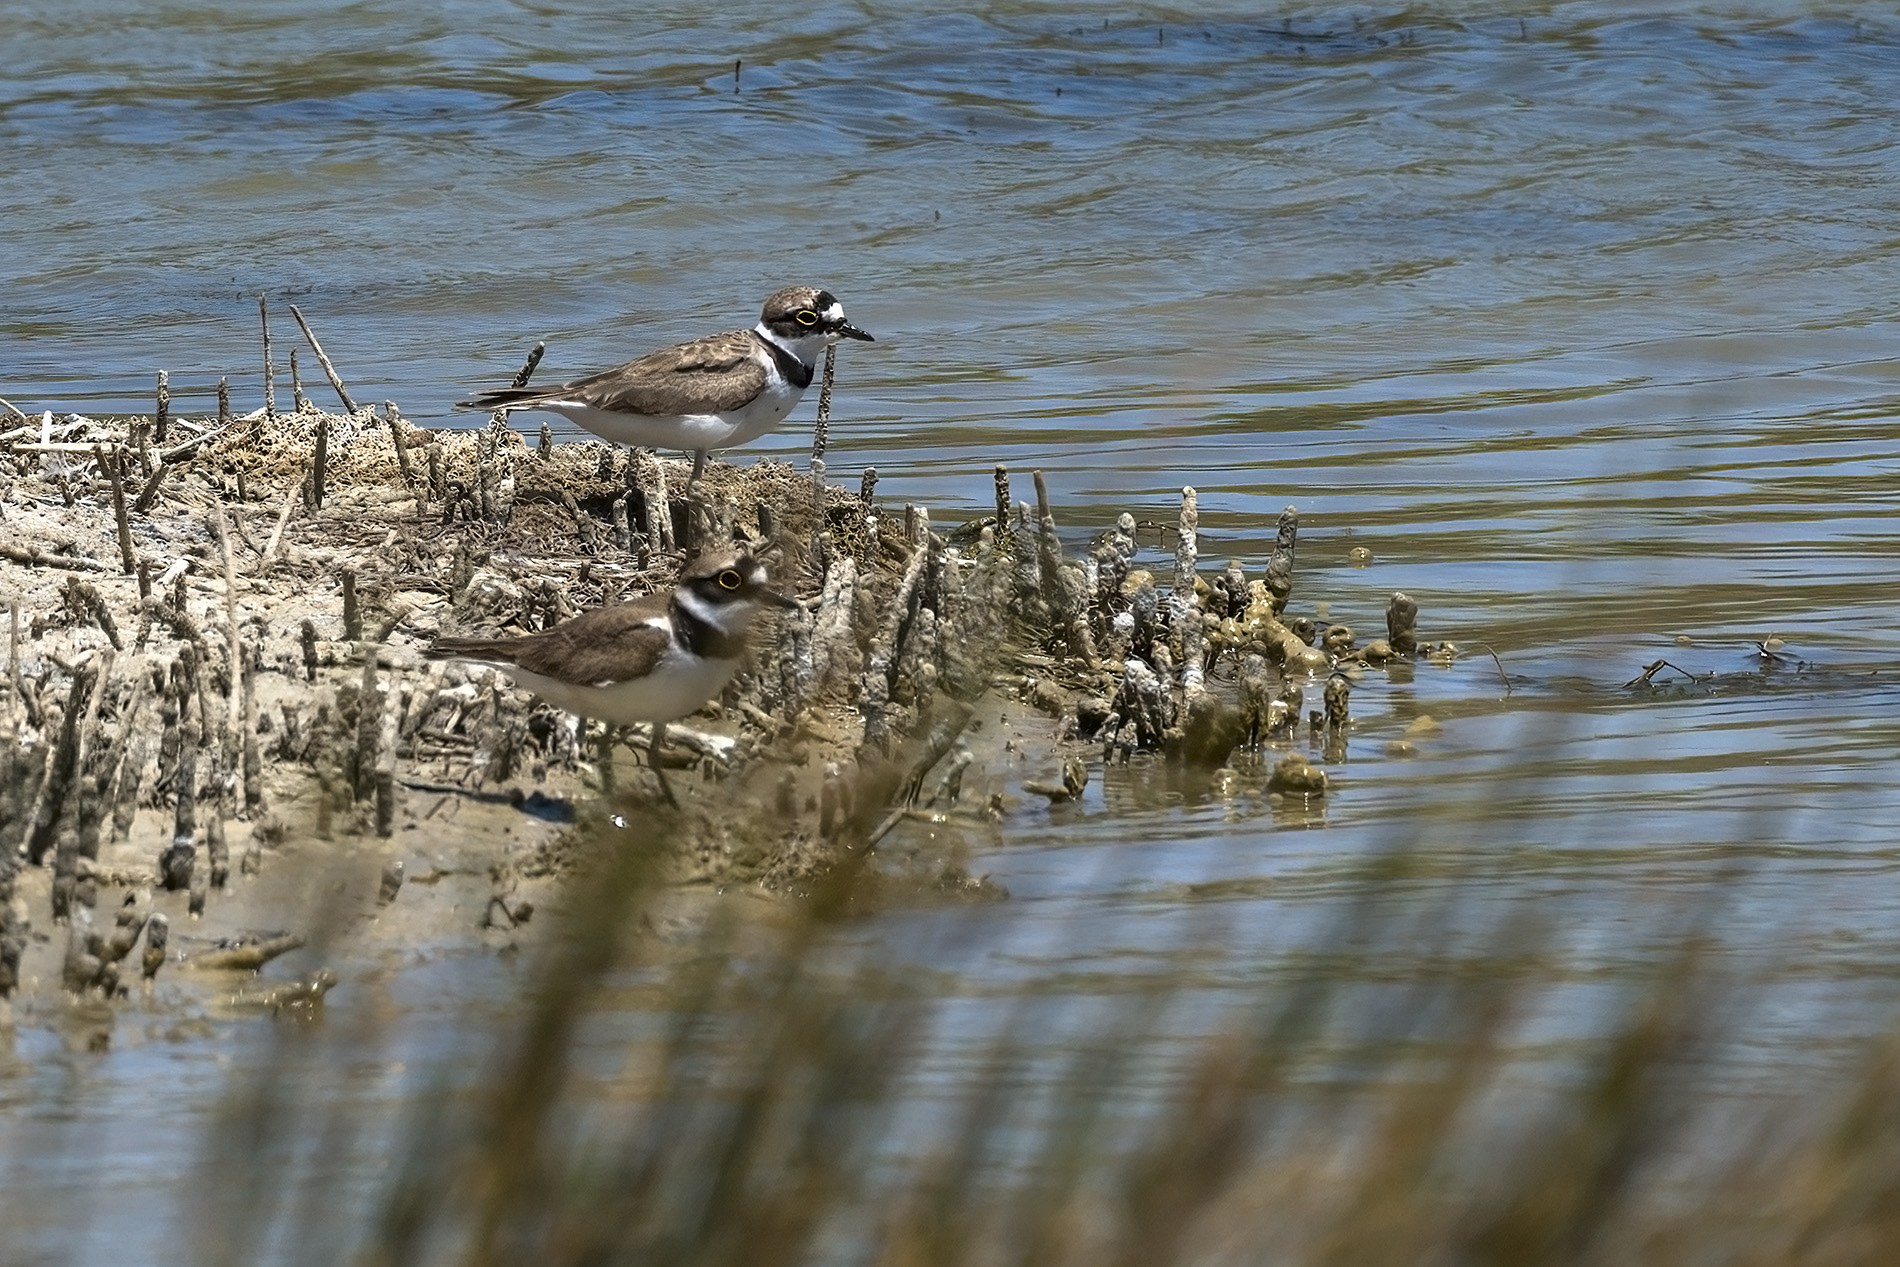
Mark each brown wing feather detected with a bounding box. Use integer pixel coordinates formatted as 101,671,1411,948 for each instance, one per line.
432,594,675,687
460,329,772,417
569,329,768,416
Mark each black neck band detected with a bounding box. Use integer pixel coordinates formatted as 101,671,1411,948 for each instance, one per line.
754,331,814,389
671,596,743,660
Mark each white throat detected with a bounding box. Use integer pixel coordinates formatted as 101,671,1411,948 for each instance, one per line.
673,587,757,640
754,322,831,365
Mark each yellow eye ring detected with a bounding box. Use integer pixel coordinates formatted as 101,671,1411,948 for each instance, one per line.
718,570,744,590
795,310,819,326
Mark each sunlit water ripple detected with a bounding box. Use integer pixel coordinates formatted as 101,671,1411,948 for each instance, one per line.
6,1,1900,1252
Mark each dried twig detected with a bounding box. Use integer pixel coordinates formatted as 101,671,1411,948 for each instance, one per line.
264,470,304,565
101,446,135,574
811,343,838,467
131,457,179,514
288,304,360,415
1473,643,1512,694
0,542,111,572
155,370,170,445
510,342,545,390
260,294,276,422
1624,659,1700,689
212,503,246,740
156,423,236,467
488,341,546,429
386,400,418,489
312,411,329,509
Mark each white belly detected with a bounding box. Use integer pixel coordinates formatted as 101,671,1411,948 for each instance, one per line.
523,378,805,453
493,650,739,727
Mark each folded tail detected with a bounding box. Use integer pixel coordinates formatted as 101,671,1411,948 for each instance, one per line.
426,636,521,665
454,386,559,412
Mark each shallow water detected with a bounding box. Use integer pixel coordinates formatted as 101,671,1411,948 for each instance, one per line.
7,1,1900,1258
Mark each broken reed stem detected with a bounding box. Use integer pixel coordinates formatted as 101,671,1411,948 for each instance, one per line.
490,340,546,429
72,649,113,780
386,401,418,489
653,457,676,550
1173,485,1199,602
0,542,113,573
264,470,303,565
290,350,306,412
475,427,496,522
22,665,81,866
260,294,276,422
809,457,827,554
312,411,329,508
811,343,837,466
131,459,175,515
217,376,231,425
241,638,264,813
154,371,170,445
1386,591,1419,657
104,446,135,574
1033,468,1065,608
67,578,120,650
3,442,134,456
994,464,1009,531
213,503,244,741
157,428,224,467
288,304,360,415
300,620,319,683
354,646,381,804
510,342,546,390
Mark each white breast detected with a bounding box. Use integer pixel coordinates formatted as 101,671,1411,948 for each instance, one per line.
491,648,739,728
524,374,807,452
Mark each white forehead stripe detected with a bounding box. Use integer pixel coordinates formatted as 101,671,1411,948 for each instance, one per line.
823,302,844,322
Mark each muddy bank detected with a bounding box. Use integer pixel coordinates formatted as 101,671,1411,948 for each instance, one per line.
0,382,1439,1025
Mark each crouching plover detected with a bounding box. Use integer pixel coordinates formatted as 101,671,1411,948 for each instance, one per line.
426,549,795,803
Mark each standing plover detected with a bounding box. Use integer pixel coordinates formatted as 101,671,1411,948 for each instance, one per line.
459,286,874,485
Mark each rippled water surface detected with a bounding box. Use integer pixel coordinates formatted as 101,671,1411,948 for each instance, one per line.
6,1,1900,1258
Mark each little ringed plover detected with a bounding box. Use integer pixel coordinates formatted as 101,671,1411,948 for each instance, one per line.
458,285,874,485
425,549,795,804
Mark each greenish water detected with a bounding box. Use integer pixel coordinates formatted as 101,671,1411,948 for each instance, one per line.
7,2,1900,1260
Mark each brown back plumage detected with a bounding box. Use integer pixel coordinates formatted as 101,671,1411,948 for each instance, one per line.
427,592,675,688
459,329,769,418
426,550,787,688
